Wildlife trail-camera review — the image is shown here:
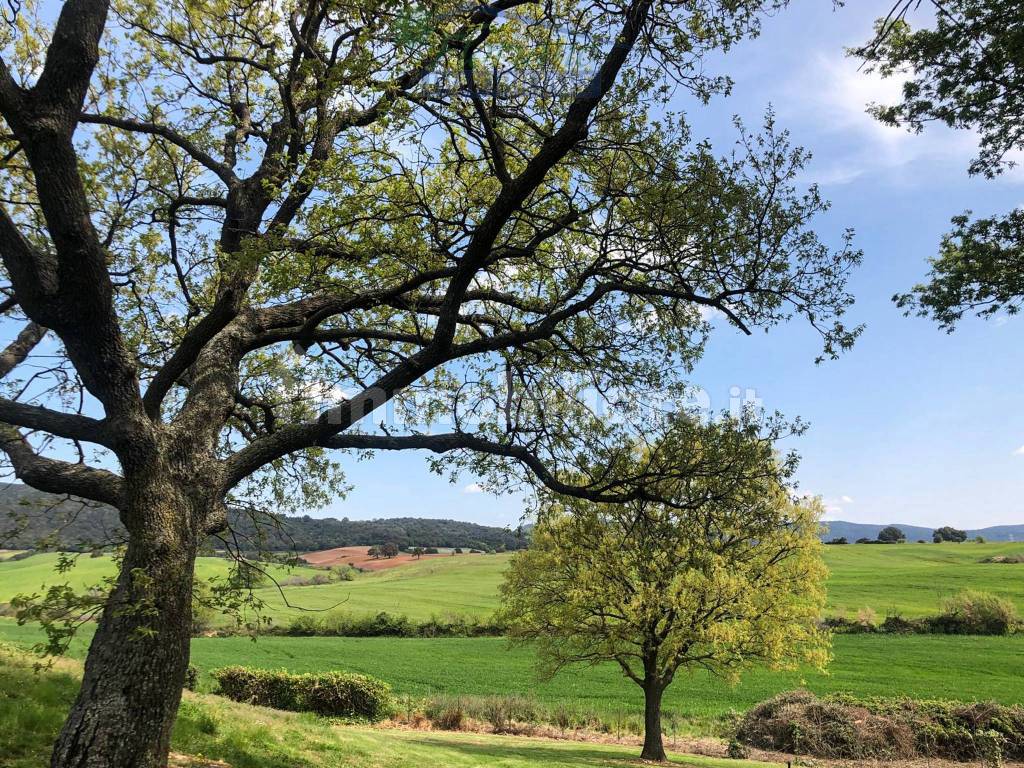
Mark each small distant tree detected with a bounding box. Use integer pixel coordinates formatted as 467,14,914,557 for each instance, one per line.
367,546,381,560
500,419,829,762
878,526,906,544
934,526,968,543
975,535,986,544
410,547,425,559
453,548,463,555
381,543,399,559
855,537,873,544
826,537,849,545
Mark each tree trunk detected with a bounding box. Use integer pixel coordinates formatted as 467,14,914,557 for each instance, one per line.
640,680,667,762
50,493,197,768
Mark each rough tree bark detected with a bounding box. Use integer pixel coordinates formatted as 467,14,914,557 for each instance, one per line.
51,508,196,768
641,667,668,762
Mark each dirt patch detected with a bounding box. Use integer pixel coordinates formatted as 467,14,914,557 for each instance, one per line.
299,546,474,571
169,753,230,768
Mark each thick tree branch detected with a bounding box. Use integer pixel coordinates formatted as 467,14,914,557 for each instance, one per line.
0,320,44,377
80,112,238,186
0,426,123,506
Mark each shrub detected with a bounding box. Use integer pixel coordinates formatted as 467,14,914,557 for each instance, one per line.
184,664,200,691
280,610,505,638
880,614,920,634
213,666,393,721
983,554,1024,564
737,691,1024,762
930,590,1019,635
424,696,466,730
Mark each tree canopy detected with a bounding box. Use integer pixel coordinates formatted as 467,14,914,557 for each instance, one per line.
500,416,829,761
0,1,858,765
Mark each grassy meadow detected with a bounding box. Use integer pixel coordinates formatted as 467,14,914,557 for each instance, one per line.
0,645,780,768
3,540,1024,740
1,619,1021,730
5,542,1024,627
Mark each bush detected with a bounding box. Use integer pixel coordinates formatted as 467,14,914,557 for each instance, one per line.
212,666,393,721
983,554,1024,564
184,664,199,691
737,691,1024,762
424,695,465,730
930,590,1019,635
281,610,505,638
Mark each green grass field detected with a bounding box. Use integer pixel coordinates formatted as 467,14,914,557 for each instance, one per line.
2,619,1022,730
0,552,310,606
3,541,1024,739
5,543,1024,625
0,645,778,768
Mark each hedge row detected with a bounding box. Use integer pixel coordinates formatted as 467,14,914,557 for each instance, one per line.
213,666,393,721
278,610,506,638
738,690,1024,762
824,590,1020,636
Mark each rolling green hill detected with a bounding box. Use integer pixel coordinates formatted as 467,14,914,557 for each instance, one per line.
0,553,308,605
4,541,1024,741
5,542,1024,625
253,541,1024,622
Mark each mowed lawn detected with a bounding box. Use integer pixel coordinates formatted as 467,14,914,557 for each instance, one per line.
2,619,1022,727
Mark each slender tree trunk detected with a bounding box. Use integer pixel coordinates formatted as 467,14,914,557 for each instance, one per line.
640,680,667,762
50,489,198,768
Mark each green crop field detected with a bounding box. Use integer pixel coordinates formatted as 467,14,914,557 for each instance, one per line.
251,541,1024,622
4,541,1024,739
5,543,1024,626
250,553,507,621
2,619,1022,731
821,541,1024,617
0,552,312,606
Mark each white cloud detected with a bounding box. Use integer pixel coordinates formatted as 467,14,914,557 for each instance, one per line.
783,51,983,185
1013,445,1024,456
463,483,484,494
840,495,854,504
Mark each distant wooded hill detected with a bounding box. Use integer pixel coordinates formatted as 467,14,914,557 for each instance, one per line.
0,484,527,553
822,520,1024,543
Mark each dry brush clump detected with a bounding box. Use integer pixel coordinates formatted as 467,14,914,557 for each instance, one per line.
823,590,1021,636
737,690,1024,763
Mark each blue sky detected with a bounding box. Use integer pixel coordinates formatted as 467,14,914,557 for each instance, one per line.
328,0,1024,529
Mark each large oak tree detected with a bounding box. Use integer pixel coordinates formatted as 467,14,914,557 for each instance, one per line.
0,1,858,766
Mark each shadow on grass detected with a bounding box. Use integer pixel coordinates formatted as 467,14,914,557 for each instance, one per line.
404,735,644,765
